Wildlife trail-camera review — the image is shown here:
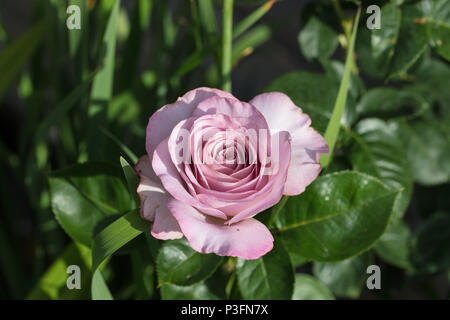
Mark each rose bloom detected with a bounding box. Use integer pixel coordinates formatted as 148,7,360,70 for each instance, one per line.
136,88,328,259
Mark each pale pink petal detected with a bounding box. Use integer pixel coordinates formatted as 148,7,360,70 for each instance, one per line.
192,96,269,131
151,205,183,240
135,155,183,239
135,155,168,221
168,198,274,260
250,92,329,195
146,88,237,158
152,138,228,220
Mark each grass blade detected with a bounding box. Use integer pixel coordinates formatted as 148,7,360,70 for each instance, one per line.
91,270,113,300
0,21,46,103
222,0,234,92
233,0,274,39
87,0,120,160
320,6,361,167
92,209,149,272
120,156,140,208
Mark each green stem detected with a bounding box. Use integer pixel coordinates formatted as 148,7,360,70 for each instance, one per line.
222,0,233,92
320,6,361,168
233,0,274,39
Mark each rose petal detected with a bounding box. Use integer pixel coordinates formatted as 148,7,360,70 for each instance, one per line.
250,92,329,195
192,96,269,131
151,204,183,240
167,198,274,260
135,155,183,240
152,138,228,220
146,88,237,158
135,155,168,221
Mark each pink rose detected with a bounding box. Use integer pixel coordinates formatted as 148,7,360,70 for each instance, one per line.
136,88,328,259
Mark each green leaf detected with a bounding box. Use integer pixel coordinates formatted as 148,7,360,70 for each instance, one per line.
27,242,92,300
120,156,140,208
405,58,450,122
233,0,274,39
160,282,220,300
371,2,401,71
320,7,361,167
49,162,131,246
89,0,120,110
0,21,46,103
87,0,121,159
375,221,412,269
292,274,334,300
313,252,373,298
236,238,294,299
157,239,223,286
388,2,429,79
91,269,113,300
34,72,96,144
356,87,428,119
289,252,309,268
277,171,398,261
298,16,339,60
349,119,413,221
397,119,450,186
410,212,450,273
232,24,272,65
427,0,450,61
100,127,139,164
68,0,88,57
92,209,149,271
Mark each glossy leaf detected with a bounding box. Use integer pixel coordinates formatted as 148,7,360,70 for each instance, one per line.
388,2,429,79
398,119,450,186
298,16,339,60
157,239,223,286
48,163,131,246
427,0,450,61
349,119,413,221
313,252,373,298
375,221,412,269
371,2,401,71
410,213,450,273
292,274,334,300
277,171,398,261
160,282,220,300
356,88,427,119
236,238,294,299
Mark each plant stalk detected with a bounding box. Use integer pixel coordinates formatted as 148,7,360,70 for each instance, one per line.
222,0,233,92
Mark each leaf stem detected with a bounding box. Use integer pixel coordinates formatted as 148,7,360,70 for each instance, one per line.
222,0,233,92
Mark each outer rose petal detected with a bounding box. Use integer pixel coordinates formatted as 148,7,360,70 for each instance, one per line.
250,92,329,195
146,88,237,158
135,155,183,240
151,205,183,240
167,198,274,260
